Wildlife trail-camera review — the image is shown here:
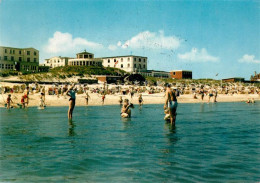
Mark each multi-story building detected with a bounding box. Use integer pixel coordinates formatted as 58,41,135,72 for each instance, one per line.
0,46,39,72
68,51,102,67
170,70,192,79
100,55,148,73
44,56,70,69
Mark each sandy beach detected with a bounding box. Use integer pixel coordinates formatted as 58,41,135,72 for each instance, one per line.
0,91,259,108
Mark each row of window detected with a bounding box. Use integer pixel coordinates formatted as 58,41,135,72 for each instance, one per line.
78,54,93,59
108,64,146,69
0,56,37,62
4,49,37,56
70,61,102,66
0,64,14,70
47,59,65,64
107,57,146,63
22,65,38,71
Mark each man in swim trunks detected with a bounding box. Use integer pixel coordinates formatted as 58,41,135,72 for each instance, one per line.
6,94,13,109
164,84,178,126
65,83,76,120
85,91,90,105
208,88,214,103
138,94,143,106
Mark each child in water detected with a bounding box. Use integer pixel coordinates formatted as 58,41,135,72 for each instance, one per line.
6,94,13,109
121,99,133,118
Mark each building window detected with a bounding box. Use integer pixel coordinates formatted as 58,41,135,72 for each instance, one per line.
143,59,145,62
173,72,175,75
5,49,7,53
27,58,30,62
27,51,30,55
127,64,130,68
84,55,88,58
121,58,123,62
9,50,12,54
4,56,7,60
11,56,14,61
19,57,22,61
128,57,130,61
19,50,22,54
139,58,141,62
89,55,93,58
143,65,145,68
134,58,136,61
108,65,110,67
121,64,123,68
139,64,141,68
134,64,136,68
34,58,37,62
34,51,37,56
114,59,116,63
13,50,15,54
108,59,110,63
0,56,1,60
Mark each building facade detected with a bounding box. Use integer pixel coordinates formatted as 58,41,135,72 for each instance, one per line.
222,77,245,82
68,51,102,67
141,70,170,78
101,55,148,73
44,56,70,69
170,70,192,79
0,46,39,72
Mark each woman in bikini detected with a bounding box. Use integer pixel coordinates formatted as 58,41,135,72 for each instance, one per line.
65,84,76,120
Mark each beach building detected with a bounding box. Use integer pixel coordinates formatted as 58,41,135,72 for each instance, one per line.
100,55,148,73
44,56,70,69
0,46,39,72
140,70,170,78
222,77,245,82
170,70,192,79
96,75,122,84
68,51,102,67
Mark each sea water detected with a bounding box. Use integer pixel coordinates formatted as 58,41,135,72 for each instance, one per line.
0,102,259,183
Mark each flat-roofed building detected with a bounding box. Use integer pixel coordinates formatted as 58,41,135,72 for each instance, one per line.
170,70,192,79
44,56,70,69
100,55,147,73
68,51,102,67
222,77,245,82
0,46,39,72
141,70,170,78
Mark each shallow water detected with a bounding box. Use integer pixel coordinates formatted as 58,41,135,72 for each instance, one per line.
0,102,259,183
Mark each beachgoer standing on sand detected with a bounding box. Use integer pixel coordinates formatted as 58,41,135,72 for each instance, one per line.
164,84,178,126
121,99,132,118
102,94,105,105
214,88,218,102
21,96,25,108
65,84,76,120
39,93,45,107
6,94,13,109
23,86,29,106
119,96,123,105
200,88,205,101
85,92,90,105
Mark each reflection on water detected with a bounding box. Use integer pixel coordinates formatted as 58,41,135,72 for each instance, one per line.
0,103,259,183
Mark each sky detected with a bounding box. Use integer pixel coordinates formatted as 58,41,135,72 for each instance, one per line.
0,0,259,79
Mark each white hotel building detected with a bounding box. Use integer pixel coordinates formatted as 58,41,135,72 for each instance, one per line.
100,55,147,73
44,56,70,69
68,51,102,67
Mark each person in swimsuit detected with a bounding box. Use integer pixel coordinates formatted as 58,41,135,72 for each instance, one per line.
21,96,25,108
39,93,45,107
138,94,143,106
121,99,133,118
23,86,29,106
65,84,76,120
208,88,214,103
102,94,105,105
119,96,123,105
214,88,218,102
6,94,13,109
164,84,178,126
85,91,90,105
200,88,205,101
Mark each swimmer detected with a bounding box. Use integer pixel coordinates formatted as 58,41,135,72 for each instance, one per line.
138,94,143,106
6,94,13,109
246,98,251,103
164,84,178,126
121,99,133,118
65,84,76,120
